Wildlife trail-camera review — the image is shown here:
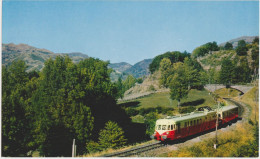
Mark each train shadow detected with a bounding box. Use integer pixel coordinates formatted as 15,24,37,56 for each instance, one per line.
162,118,241,145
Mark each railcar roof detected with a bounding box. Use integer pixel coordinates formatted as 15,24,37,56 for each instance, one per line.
157,110,216,123
219,105,238,112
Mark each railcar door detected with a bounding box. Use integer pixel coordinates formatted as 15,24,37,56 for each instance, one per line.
175,123,181,138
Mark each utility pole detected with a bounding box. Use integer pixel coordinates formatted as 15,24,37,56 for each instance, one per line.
72,139,76,157
214,101,220,149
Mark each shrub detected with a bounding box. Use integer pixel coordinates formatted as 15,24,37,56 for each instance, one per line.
98,121,127,150
125,107,139,116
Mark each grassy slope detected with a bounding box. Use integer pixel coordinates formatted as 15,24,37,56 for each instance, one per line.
235,86,259,123
120,89,216,110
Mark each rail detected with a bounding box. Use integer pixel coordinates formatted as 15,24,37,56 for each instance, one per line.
101,141,164,157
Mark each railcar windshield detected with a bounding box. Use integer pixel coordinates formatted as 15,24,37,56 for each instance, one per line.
162,125,167,130
157,125,161,130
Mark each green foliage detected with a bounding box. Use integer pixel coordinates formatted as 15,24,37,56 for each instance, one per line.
192,41,219,57
149,51,190,73
232,57,251,84
159,58,173,87
253,37,259,44
123,75,136,91
116,77,124,99
98,121,127,150
86,141,101,153
2,61,33,156
236,40,248,56
224,42,233,50
169,62,189,107
233,123,259,157
219,58,234,86
136,77,144,84
2,56,125,156
144,112,160,135
125,107,139,116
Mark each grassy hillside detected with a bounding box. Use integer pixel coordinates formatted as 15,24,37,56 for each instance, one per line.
235,85,259,123
119,89,217,123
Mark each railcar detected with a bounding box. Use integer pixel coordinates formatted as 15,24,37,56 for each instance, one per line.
151,105,238,141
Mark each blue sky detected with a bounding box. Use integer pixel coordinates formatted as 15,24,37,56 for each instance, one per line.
3,1,259,64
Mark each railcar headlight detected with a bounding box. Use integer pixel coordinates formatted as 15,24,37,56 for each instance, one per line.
166,132,169,135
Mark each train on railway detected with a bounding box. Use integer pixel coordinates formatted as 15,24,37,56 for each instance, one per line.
151,105,238,141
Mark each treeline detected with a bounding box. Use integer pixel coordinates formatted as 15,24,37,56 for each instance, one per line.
2,57,131,157
192,37,259,58
149,51,190,73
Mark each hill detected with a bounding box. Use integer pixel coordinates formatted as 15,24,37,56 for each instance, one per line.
219,36,258,48
109,59,152,81
125,59,152,78
196,36,258,71
2,43,89,72
108,62,132,73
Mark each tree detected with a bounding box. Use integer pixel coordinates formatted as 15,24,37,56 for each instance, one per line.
123,75,136,91
149,51,190,73
2,61,33,156
192,41,219,58
159,58,173,87
169,62,189,110
183,57,205,89
98,121,127,149
253,37,259,44
224,42,233,50
116,76,124,99
236,40,248,56
219,58,234,87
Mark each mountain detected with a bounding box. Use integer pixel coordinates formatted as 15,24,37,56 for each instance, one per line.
109,59,153,81
125,59,153,78
2,43,89,72
108,62,132,73
219,36,258,48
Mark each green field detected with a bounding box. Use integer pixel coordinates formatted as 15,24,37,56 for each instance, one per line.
119,89,217,112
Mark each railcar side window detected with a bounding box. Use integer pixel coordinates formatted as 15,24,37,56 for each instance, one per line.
190,121,192,126
174,124,176,129
158,125,161,130
162,125,166,130
197,119,199,124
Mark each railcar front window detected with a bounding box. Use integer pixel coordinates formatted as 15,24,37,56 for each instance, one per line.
162,125,166,130
171,125,173,130
168,125,170,130
158,125,161,130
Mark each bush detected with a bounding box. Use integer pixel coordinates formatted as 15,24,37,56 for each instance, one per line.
86,141,101,153
98,121,127,150
125,107,139,116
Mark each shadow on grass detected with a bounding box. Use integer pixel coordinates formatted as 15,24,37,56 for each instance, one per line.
118,101,140,108
180,99,205,107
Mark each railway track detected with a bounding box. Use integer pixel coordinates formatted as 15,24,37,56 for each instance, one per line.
102,141,164,157
101,98,247,157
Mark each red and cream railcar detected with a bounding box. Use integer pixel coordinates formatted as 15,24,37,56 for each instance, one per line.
218,105,238,125
151,105,238,141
